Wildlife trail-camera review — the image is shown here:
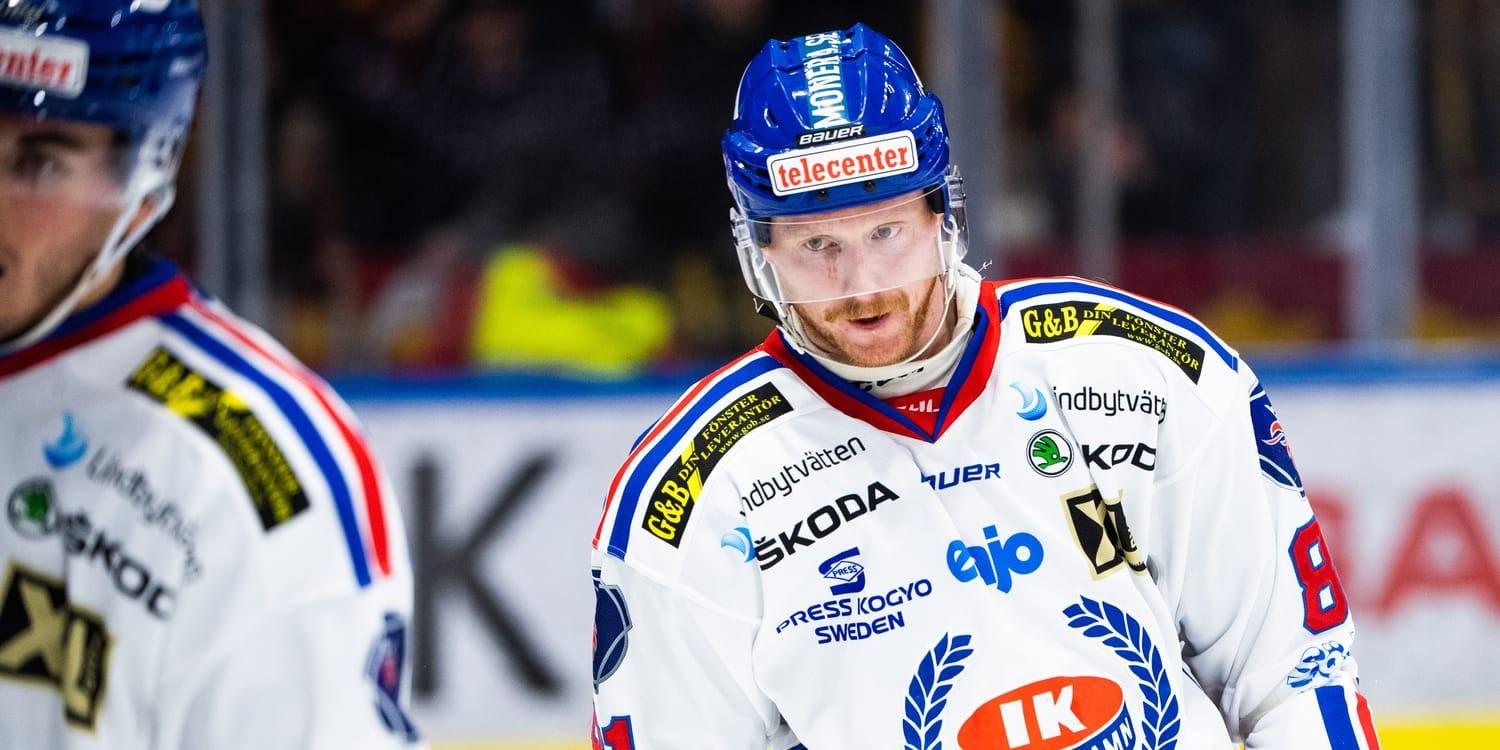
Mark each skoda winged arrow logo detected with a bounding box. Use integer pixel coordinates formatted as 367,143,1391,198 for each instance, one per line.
1010,383,1048,421
44,412,89,469
1027,430,1074,477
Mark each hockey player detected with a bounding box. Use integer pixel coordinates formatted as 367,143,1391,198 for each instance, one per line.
0,2,420,747
591,23,1379,750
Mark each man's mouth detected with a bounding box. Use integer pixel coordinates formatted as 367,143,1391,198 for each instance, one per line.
846,312,891,330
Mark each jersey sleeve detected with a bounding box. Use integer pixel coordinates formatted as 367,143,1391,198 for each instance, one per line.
591,560,778,750
171,591,422,750
1152,363,1379,748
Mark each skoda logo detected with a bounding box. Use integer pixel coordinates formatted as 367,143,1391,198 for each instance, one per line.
1027,430,1074,477
7,478,58,539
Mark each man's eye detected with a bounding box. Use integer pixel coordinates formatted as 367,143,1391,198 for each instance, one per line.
803,236,835,252
11,151,65,183
871,224,901,241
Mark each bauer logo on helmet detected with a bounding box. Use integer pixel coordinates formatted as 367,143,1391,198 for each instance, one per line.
0,28,87,98
766,130,919,197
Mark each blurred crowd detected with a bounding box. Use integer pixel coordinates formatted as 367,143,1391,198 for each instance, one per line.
156,0,1500,373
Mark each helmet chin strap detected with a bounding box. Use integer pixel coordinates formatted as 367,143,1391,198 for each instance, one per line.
0,180,175,355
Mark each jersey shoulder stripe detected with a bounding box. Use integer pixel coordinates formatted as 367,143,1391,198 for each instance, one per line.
596,350,786,560
996,276,1239,372
152,299,390,588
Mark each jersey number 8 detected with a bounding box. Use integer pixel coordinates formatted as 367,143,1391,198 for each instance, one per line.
1289,518,1350,633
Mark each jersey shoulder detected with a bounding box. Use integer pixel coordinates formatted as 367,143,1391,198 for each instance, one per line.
991,276,1244,391
593,347,821,580
111,296,401,599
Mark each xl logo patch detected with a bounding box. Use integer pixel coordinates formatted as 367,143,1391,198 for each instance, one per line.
1061,485,1146,579
1249,383,1303,493
0,563,111,730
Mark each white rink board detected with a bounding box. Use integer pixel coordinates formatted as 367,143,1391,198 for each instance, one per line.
349,377,1500,741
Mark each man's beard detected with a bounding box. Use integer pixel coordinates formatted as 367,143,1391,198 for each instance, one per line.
797,276,942,367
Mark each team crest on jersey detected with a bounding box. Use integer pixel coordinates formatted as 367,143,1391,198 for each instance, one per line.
0,562,112,730
127,347,310,531
1249,383,1303,493
365,612,420,741
958,676,1136,750
593,569,632,689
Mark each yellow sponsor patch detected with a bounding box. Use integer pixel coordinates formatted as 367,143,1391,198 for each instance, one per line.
1021,301,1206,382
128,347,309,531
643,383,793,547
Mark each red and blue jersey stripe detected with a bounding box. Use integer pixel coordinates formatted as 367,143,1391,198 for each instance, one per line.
158,298,394,588
1315,686,1382,749
594,351,785,560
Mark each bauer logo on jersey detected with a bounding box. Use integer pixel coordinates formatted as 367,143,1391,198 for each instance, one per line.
1249,382,1304,492
957,675,1136,750
0,562,112,730
766,130,919,196
1021,301,1206,382
1062,485,1146,579
0,27,89,98
127,347,310,532
643,383,792,547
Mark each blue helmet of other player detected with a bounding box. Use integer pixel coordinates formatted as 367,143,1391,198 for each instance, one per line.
0,0,205,348
723,23,967,331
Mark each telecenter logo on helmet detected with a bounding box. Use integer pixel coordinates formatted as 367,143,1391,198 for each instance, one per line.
766,131,919,196
0,28,88,98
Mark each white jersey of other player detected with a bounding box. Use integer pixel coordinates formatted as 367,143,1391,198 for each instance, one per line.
0,257,424,749
591,270,1378,749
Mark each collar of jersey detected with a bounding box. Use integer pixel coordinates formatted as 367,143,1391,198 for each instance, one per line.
0,258,191,379
763,281,1001,443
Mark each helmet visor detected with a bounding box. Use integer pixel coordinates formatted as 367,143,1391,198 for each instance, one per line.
735,185,960,306
0,112,138,210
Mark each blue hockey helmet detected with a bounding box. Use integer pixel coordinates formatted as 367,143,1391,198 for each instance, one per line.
0,0,206,188
0,0,206,352
722,23,967,328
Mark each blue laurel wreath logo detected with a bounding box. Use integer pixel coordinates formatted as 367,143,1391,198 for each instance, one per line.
1063,597,1181,750
903,632,974,750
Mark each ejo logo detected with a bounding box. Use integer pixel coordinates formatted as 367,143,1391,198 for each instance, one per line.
0,28,88,99
958,676,1135,750
766,130,919,196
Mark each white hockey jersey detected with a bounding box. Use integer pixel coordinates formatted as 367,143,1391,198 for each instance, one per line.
0,258,422,749
591,276,1380,750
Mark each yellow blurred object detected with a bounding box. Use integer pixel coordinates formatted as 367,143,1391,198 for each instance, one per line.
1198,288,1327,344
469,245,673,376
1416,300,1500,341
